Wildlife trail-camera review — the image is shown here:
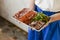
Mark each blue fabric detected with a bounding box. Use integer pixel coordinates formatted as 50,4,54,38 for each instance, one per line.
28,5,60,40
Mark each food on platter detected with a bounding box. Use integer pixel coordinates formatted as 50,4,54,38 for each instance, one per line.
13,8,50,30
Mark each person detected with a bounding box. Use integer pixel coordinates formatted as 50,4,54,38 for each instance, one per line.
28,0,60,40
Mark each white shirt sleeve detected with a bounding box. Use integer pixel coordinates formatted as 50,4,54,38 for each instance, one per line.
35,0,60,12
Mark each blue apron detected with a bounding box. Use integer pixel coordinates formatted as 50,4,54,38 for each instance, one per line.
28,5,60,40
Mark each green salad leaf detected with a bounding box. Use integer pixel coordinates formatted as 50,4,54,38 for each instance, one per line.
31,12,50,23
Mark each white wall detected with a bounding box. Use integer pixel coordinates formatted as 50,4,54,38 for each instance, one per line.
0,0,31,32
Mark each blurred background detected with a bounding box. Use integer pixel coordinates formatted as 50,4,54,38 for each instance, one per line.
0,0,30,40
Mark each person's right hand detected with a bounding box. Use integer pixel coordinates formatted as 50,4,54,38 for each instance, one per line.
40,13,60,31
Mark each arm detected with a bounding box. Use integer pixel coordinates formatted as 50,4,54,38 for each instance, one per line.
49,13,60,23
43,13,60,28
29,0,35,10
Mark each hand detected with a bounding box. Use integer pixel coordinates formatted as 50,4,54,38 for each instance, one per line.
29,0,35,10
41,13,60,30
